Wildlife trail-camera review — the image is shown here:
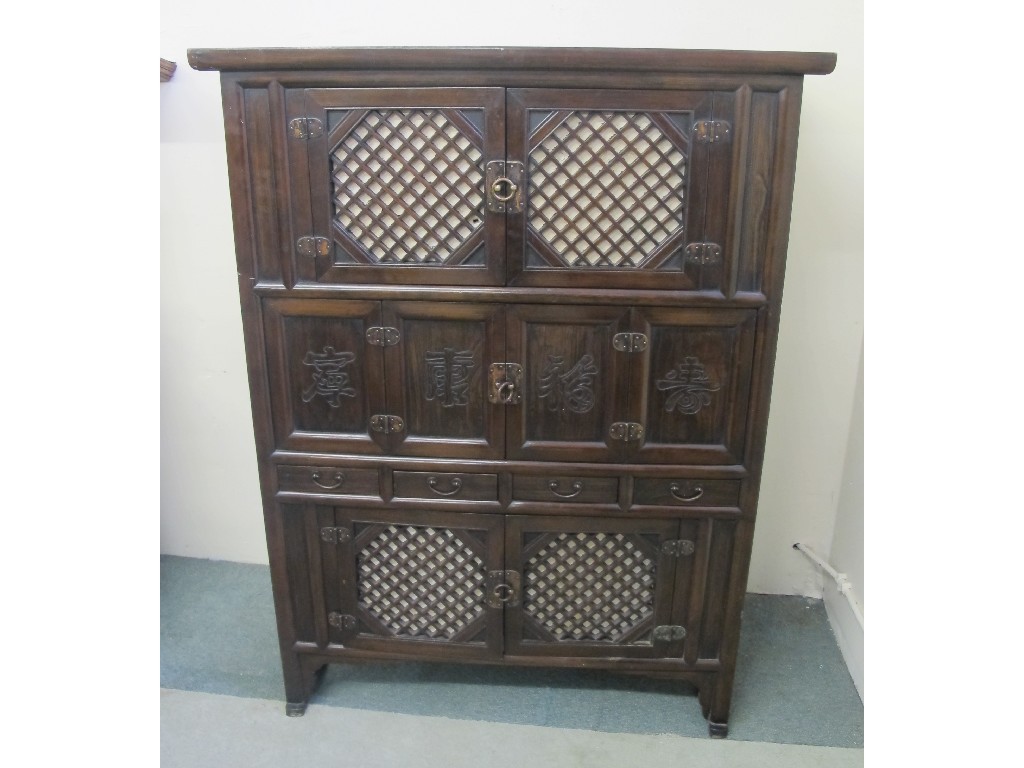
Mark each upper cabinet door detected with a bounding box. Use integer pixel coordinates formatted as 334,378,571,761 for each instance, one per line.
505,89,734,292
288,88,506,286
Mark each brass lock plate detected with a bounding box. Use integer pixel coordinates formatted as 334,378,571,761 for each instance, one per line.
488,363,523,404
485,161,524,213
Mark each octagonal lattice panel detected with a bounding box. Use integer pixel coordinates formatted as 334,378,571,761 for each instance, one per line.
523,532,656,642
528,111,688,268
331,110,485,264
357,524,485,639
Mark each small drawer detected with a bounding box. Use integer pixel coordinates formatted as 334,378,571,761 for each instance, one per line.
513,474,619,504
633,478,741,507
393,471,498,502
277,465,380,496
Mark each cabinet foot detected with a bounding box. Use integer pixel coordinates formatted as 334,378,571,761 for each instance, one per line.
283,659,327,717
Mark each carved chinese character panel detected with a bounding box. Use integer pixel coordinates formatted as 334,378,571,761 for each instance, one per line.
506,304,631,462
263,299,387,454
319,506,505,660
291,88,506,286
505,89,733,292
631,308,757,464
382,302,505,459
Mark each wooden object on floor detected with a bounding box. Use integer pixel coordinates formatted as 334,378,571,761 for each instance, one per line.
188,46,836,738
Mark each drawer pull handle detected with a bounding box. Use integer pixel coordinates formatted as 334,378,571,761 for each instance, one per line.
428,476,463,497
549,480,584,499
311,471,345,490
669,483,704,502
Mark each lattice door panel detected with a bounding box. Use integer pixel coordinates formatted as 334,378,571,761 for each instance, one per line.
322,508,505,659
504,516,683,658
527,110,691,269
295,88,506,286
330,109,486,265
506,89,726,291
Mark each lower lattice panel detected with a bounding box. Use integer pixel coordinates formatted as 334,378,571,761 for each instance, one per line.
523,532,656,642
357,525,486,639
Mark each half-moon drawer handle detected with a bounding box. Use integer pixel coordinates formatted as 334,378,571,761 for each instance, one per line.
549,480,584,499
311,471,345,490
428,476,463,496
669,483,704,502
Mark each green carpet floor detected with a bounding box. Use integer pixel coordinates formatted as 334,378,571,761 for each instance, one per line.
160,555,863,747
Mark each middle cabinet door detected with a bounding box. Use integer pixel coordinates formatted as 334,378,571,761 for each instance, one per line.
505,304,634,463
262,298,505,458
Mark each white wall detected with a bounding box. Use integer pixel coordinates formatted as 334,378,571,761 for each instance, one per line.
160,1,864,598
823,344,864,698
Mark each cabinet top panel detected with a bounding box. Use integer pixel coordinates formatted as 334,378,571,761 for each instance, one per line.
187,47,836,76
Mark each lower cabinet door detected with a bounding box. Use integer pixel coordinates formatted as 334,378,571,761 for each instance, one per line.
318,507,505,660
503,515,694,659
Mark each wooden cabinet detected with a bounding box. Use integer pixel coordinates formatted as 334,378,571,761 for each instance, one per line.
189,46,836,738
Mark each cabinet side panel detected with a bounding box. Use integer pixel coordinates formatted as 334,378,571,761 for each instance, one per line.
736,91,780,294
243,86,284,286
281,504,317,644
698,518,736,660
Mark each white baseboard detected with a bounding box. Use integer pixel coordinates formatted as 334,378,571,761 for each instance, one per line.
822,579,863,701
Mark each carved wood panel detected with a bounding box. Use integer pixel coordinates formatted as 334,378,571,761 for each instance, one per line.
382,301,505,459
263,299,387,454
630,308,757,464
505,304,631,462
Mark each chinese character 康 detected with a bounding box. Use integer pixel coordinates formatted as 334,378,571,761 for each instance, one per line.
424,347,475,407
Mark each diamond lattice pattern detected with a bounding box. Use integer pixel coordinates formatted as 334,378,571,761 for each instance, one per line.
358,525,485,639
331,110,484,264
524,532,656,642
529,112,687,268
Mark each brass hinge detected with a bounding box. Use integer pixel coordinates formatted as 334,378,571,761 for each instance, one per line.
320,526,352,544
661,539,696,557
609,422,644,442
488,363,523,405
296,236,331,258
366,327,400,346
370,415,405,434
693,120,730,144
288,117,324,140
327,612,357,630
652,625,687,642
485,160,524,213
684,242,722,265
485,570,521,607
613,333,648,353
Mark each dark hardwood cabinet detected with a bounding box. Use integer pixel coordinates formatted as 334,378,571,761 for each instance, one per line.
189,46,836,738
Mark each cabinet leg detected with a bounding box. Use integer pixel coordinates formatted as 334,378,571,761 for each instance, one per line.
698,675,731,739
708,720,729,739
284,656,327,717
